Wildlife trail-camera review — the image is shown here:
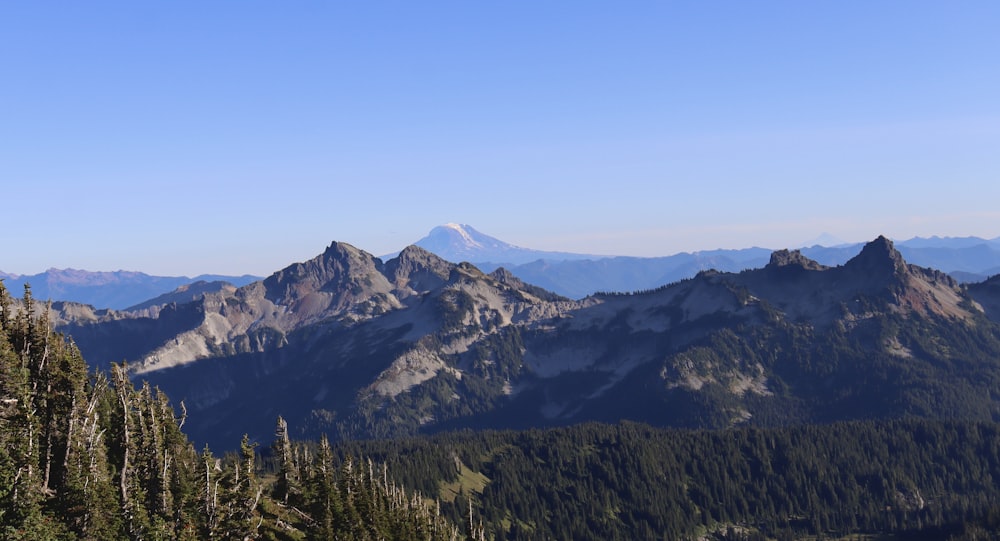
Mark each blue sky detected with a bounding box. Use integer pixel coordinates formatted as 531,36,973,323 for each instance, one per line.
2,2,999,276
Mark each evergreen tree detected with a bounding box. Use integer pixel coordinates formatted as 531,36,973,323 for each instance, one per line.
199,445,222,539
271,416,299,505
110,362,154,539
219,435,263,539
54,367,121,539
305,435,338,541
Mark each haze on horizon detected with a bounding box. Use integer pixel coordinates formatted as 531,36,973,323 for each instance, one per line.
2,2,999,277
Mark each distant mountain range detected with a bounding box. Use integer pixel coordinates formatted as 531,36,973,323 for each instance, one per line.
0,268,260,310
413,224,1000,298
5,225,998,311
38,235,1000,450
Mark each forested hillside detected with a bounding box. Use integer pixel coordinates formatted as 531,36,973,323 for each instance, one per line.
0,281,467,540
332,421,1000,540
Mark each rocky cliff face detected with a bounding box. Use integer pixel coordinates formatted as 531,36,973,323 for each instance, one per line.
53,237,1000,448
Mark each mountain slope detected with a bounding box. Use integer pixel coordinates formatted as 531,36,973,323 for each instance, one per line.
125,280,238,311
56,236,1000,449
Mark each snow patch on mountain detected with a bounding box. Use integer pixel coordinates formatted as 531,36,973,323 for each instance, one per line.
409,224,604,266
443,223,483,249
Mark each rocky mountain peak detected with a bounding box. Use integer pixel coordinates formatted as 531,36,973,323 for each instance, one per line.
489,267,517,283
382,245,454,294
835,236,976,320
263,241,389,306
389,245,452,269
320,240,371,265
845,235,907,278
766,249,826,271
860,234,900,257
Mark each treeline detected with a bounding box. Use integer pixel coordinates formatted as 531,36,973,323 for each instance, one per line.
331,420,1000,540
0,282,466,540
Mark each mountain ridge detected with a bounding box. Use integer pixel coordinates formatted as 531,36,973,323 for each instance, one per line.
6,226,998,308
407,225,1000,299
42,234,1000,449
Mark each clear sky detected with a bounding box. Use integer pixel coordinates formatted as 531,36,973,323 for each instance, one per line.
2,2,999,277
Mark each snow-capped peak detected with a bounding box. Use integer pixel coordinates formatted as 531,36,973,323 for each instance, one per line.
443,223,483,248
409,224,603,266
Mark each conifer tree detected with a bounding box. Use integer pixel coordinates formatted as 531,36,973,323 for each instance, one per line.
54,357,121,539
305,434,338,541
200,444,222,539
0,285,43,535
0,284,73,539
0,280,10,333
0,304,36,533
220,435,263,539
272,415,299,505
110,362,153,538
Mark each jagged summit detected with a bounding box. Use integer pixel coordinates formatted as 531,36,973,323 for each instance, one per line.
261,241,392,310
845,235,907,278
819,236,972,320
388,244,451,268
726,236,976,325
859,235,900,257
489,266,518,283
383,245,453,294
767,249,826,271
